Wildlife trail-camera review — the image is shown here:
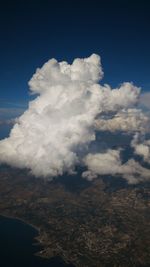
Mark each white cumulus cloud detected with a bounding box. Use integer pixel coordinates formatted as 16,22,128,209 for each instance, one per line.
94,108,149,133
0,54,150,182
82,150,150,184
131,133,150,163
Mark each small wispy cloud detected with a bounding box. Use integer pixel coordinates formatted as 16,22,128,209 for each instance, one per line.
0,98,28,108
0,97,27,122
0,107,25,120
0,118,15,126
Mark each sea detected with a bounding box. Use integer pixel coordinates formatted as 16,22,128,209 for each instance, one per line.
0,215,74,267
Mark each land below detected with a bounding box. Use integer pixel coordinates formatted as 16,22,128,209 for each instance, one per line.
0,165,150,267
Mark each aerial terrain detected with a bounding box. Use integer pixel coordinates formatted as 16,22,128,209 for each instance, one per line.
0,165,149,267
0,2,150,266
0,51,150,267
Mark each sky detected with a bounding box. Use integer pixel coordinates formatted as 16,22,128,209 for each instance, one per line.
0,0,150,111
0,0,150,182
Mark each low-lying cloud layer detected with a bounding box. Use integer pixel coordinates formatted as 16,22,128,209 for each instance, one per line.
0,54,150,183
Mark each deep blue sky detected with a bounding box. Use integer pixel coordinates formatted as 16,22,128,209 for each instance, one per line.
0,0,150,109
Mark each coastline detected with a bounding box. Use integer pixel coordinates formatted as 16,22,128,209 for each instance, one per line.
0,213,44,249
0,213,40,232
0,214,71,266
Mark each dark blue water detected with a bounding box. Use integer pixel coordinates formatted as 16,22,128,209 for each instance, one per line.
0,216,74,267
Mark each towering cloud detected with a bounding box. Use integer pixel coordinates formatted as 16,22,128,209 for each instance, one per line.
0,54,150,182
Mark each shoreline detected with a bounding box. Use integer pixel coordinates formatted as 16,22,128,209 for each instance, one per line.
0,213,41,233
0,214,70,265
0,213,45,249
